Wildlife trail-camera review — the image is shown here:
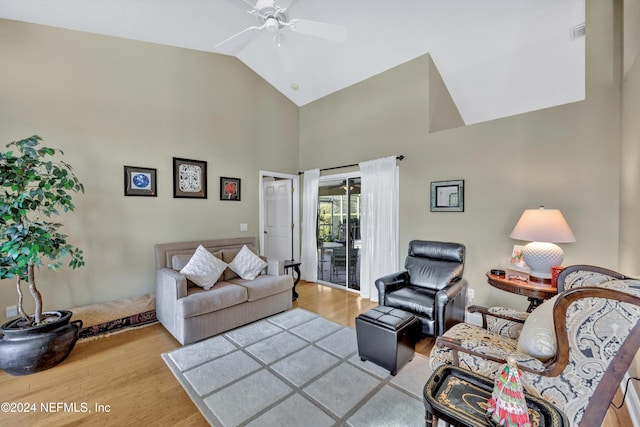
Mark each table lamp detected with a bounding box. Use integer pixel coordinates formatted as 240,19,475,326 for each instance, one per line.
509,206,575,281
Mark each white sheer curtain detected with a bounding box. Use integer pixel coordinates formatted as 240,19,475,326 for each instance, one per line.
358,156,399,301
300,169,320,282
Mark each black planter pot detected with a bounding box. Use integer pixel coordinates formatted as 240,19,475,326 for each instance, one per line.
0,310,83,376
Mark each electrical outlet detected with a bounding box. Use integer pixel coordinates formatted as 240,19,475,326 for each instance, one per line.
468,288,475,302
5,305,17,318
240,223,248,232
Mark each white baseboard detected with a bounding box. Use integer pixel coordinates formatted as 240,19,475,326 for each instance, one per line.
623,373,640,425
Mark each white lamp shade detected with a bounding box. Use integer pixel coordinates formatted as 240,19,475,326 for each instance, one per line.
509,207,575,243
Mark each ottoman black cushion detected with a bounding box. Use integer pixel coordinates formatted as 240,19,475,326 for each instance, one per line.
356,306,419,375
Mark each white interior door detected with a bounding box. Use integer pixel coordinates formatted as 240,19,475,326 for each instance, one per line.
263,179,293,260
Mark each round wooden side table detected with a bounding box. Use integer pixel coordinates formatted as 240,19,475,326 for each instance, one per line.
486,272,557,312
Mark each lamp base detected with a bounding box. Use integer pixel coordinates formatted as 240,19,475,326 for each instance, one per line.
521,242,564,281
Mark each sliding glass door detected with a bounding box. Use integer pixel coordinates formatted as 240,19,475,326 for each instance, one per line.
317,176,361,291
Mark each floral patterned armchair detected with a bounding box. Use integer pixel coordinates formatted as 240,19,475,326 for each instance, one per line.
429,265,640,427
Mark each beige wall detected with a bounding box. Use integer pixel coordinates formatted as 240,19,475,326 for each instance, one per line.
0,0,634,318
300,0,622,311
620,0,640,396
0,20,300,319
620,0,640,275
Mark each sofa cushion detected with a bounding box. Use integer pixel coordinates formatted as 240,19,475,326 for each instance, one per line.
172,250,223,272
384,285,436,318
229,245,268,280
172,254,191,271
178,282,248,318
405,257,463,290
517,294,559,360
221,248,242,280
230,274,293,301
405,241,465,290
179,245,228,290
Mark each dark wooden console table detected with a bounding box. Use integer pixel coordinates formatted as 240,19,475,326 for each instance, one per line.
486,272,557,312
283,260,301,301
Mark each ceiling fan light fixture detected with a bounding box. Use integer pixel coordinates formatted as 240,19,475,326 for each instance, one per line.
265,17,280,33
273,33,284,47
215,0,346,57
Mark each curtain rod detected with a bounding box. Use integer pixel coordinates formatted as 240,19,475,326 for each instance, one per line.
297,155,404,175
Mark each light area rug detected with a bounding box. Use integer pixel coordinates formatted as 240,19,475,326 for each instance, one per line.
70,293,157,342
162,308,431,427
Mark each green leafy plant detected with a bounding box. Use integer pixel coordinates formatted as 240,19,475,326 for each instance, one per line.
0,136,85,326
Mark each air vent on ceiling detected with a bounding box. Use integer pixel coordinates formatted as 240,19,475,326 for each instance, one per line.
570,23,586,40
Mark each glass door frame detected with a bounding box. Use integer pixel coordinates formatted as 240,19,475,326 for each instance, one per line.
316,171,361,293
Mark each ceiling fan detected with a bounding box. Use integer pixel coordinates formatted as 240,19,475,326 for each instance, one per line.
215,0,346,70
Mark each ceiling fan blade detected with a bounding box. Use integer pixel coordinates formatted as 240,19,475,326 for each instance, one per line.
288,19,346,42
221,0,258,13
214,25,263,54
273,35,297,72
276,0,299,12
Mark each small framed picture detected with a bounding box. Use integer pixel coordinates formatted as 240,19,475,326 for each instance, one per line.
430,179,464,212
511,245,527,268
173,157,207,199
220,177,241,201
124,166,157,197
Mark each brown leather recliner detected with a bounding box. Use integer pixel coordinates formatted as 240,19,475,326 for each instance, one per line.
375,240,467,338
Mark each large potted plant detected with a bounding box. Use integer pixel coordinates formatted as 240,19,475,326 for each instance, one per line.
0,135,85,376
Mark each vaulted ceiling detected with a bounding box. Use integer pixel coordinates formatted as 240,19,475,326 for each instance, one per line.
0,0,585,125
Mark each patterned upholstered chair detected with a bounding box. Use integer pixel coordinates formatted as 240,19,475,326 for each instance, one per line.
430,265,640,427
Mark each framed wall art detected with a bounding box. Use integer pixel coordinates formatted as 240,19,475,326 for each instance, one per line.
220,177,241,201
430,179,464,212
173,157,207,199
124,166,157,197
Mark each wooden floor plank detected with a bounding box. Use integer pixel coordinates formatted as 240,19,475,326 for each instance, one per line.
0,281,630,426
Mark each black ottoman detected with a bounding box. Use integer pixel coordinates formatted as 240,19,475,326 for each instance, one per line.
355,306,419,375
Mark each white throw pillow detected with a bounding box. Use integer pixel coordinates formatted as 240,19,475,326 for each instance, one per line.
179,245,228,290
517,294,559,360
229,245,268,280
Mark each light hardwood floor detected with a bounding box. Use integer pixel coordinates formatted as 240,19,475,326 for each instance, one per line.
0,281,630,426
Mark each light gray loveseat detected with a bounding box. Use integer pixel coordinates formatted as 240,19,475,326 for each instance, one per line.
155,237,293,345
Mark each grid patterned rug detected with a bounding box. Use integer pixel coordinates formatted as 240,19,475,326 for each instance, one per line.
162,308,430,427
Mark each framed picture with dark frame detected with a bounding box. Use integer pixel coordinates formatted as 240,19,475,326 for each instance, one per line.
430,179,464,212
220,177,241,201
124,166,157,197
173,157,207,199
